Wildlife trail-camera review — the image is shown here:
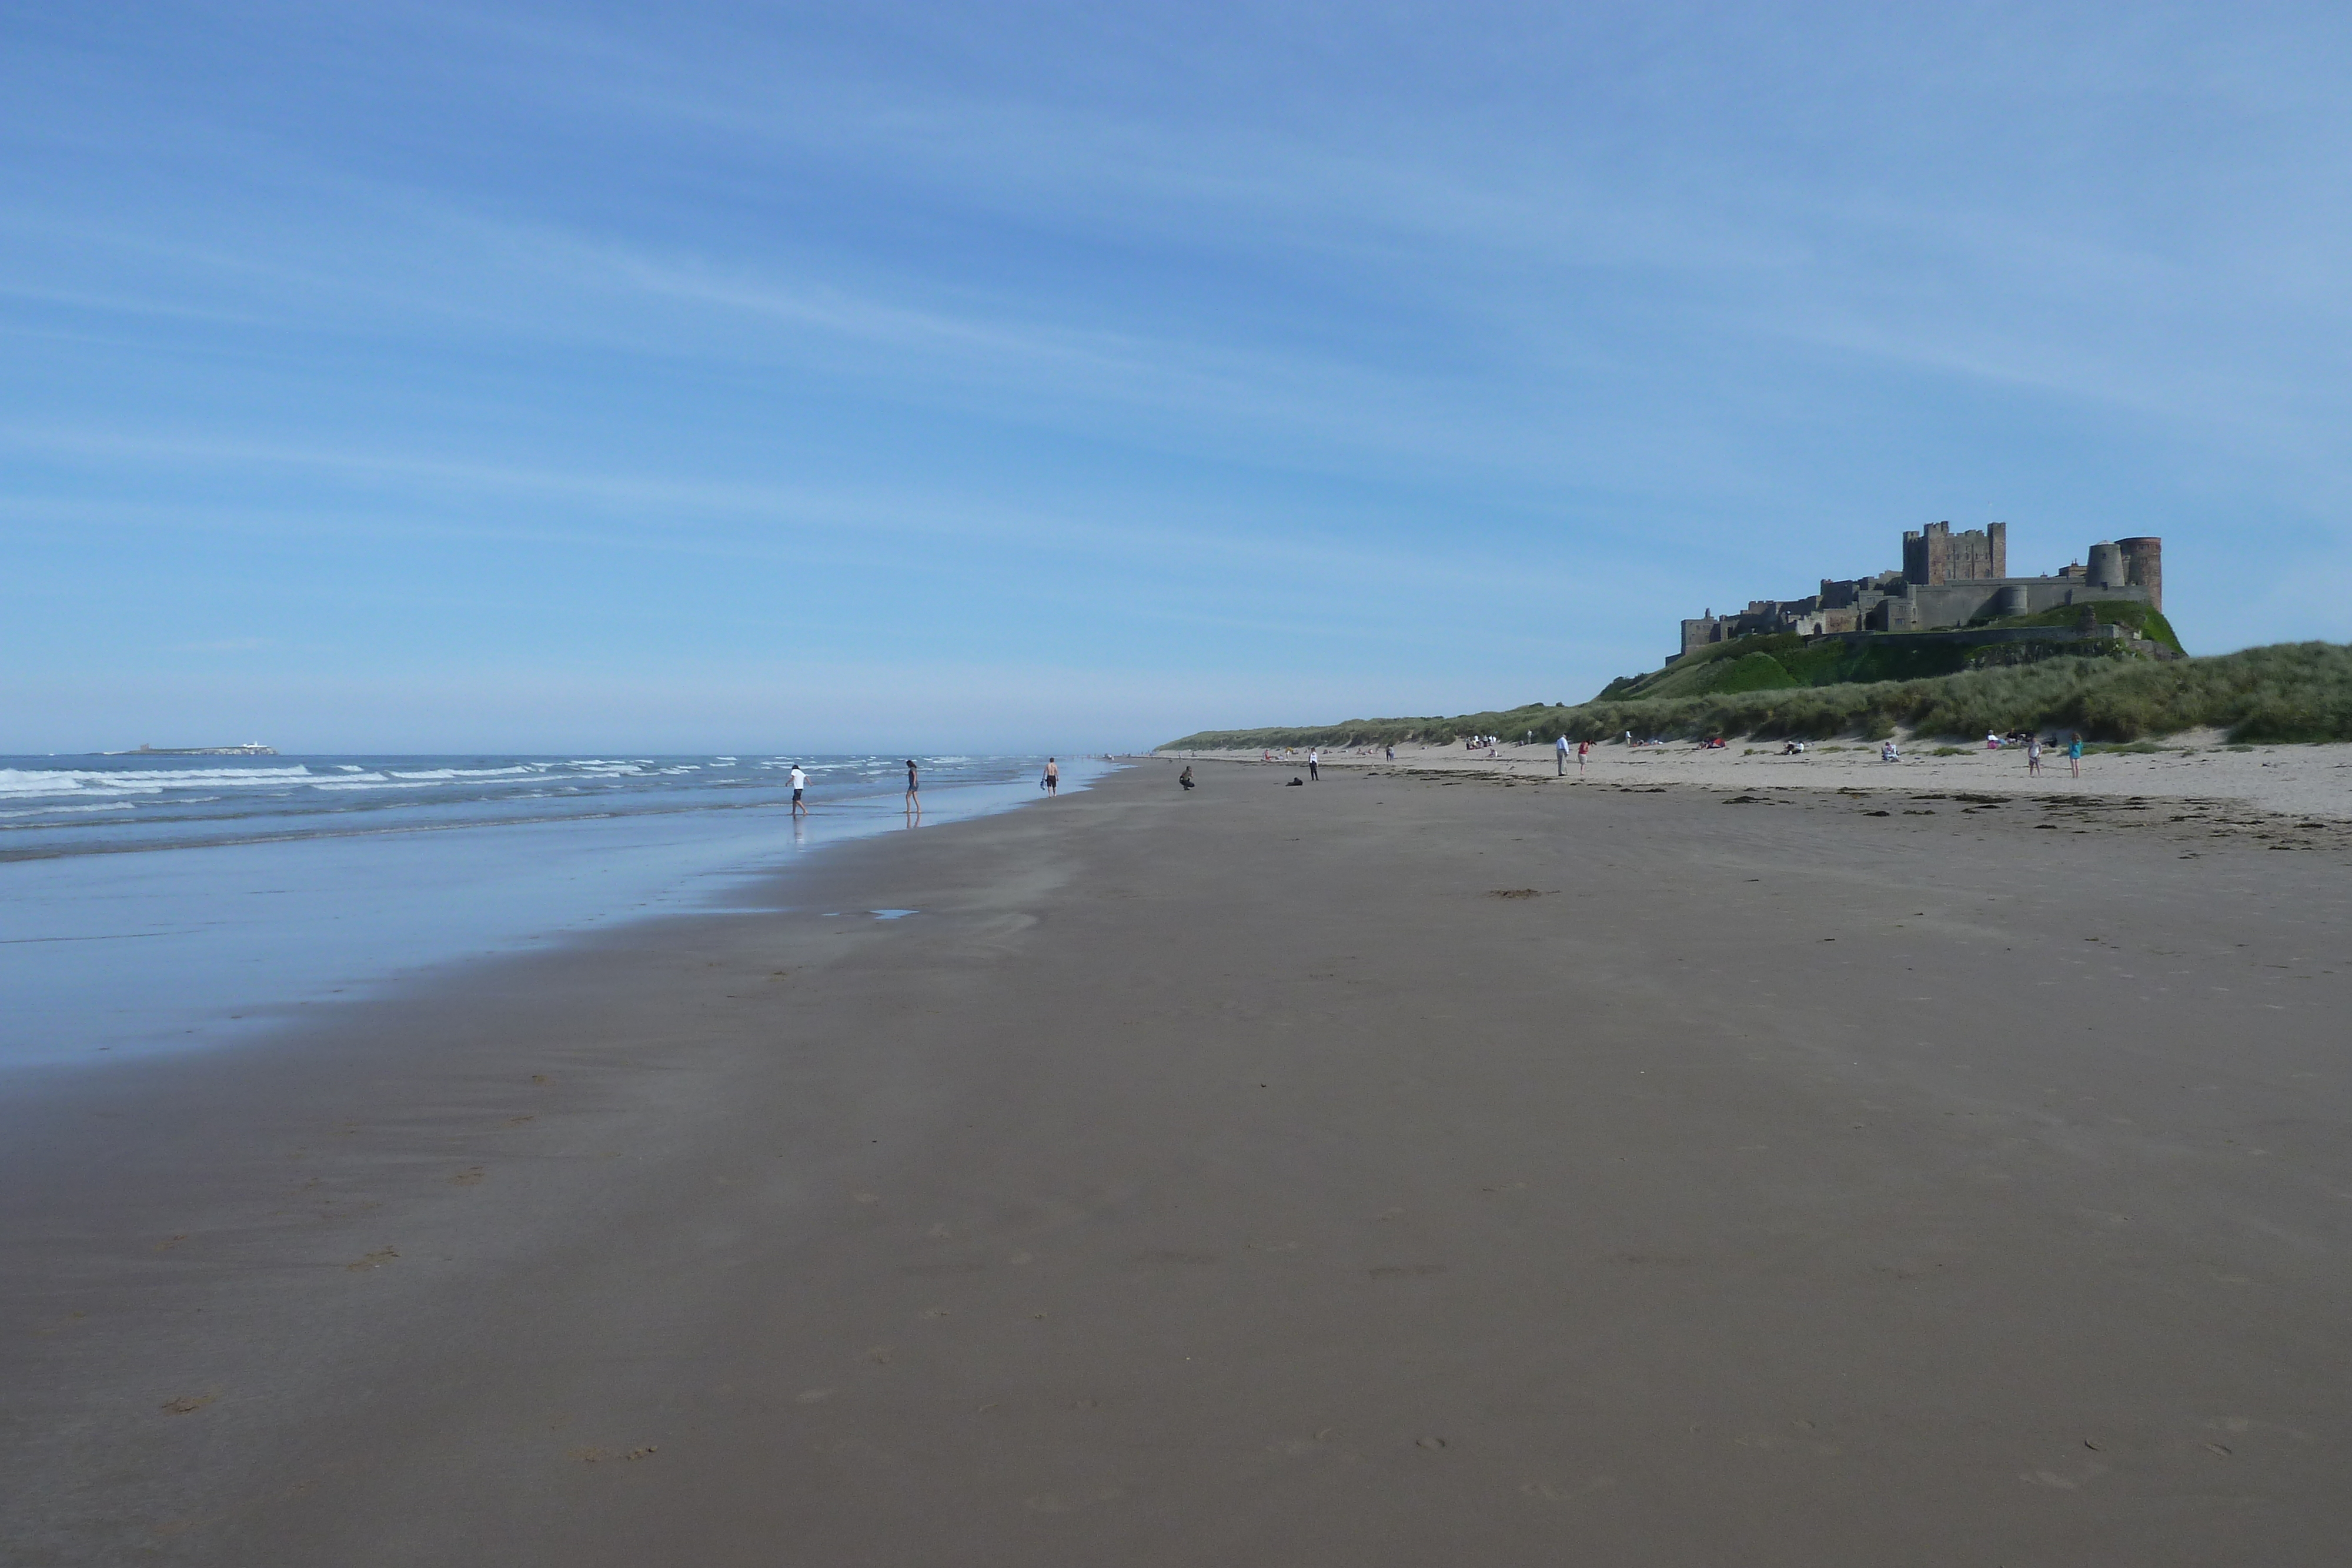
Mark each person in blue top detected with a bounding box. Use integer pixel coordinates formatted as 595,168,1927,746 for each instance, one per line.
2068,733,2084,778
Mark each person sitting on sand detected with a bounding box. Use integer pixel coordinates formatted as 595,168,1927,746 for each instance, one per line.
1880,739,1900,763
1179,765,1195,791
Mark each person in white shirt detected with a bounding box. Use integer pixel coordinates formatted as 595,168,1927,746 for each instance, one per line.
789,764,808,815
1555,734,1570,775
1308,748,1320,781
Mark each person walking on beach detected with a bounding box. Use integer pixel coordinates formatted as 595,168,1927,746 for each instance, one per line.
2068,733,2083,778
1178,764,1195,791
1043,757,1059,794
789,763,808,816
904,758,921,817
1308,748,1319,781
2026,737,2043,776
1555,734,1569,775
1577,737,1589,774
1384,744,1394,761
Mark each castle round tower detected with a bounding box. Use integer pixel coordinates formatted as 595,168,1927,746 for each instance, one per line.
2087,540,2126,590
2116,537,2163,610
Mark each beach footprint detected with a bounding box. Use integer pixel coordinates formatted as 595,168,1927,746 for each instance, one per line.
1522,1476,1616,1504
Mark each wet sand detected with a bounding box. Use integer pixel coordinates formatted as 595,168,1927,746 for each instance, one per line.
6,760,2350,1564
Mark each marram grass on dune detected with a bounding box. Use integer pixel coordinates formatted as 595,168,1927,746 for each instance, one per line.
1162,640,2352,751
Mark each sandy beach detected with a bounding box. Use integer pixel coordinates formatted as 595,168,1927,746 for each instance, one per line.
7,760,2351,1564
1168,731,2352,823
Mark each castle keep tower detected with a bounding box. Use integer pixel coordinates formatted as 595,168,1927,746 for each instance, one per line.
1901,520,2007,585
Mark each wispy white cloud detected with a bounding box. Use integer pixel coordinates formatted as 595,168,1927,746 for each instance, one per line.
4,2,2348,747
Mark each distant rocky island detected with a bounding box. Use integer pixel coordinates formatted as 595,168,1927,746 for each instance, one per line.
104,743,279,757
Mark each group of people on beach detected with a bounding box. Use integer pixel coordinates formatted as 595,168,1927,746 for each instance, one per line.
1553,735,1592,775
776,754,1067,825
1876,732,2084,776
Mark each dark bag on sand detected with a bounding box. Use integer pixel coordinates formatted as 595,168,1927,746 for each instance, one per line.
1287,777,1304,787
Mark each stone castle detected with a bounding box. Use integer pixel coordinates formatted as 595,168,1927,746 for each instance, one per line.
1678,522,2164,661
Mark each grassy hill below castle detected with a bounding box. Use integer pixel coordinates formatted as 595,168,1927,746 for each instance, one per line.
1596,600,2183,704
1161,636,2352,751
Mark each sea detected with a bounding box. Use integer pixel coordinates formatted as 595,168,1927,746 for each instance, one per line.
0,753,1106,1072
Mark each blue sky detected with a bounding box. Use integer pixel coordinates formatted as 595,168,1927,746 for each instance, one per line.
5,2,2349,753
